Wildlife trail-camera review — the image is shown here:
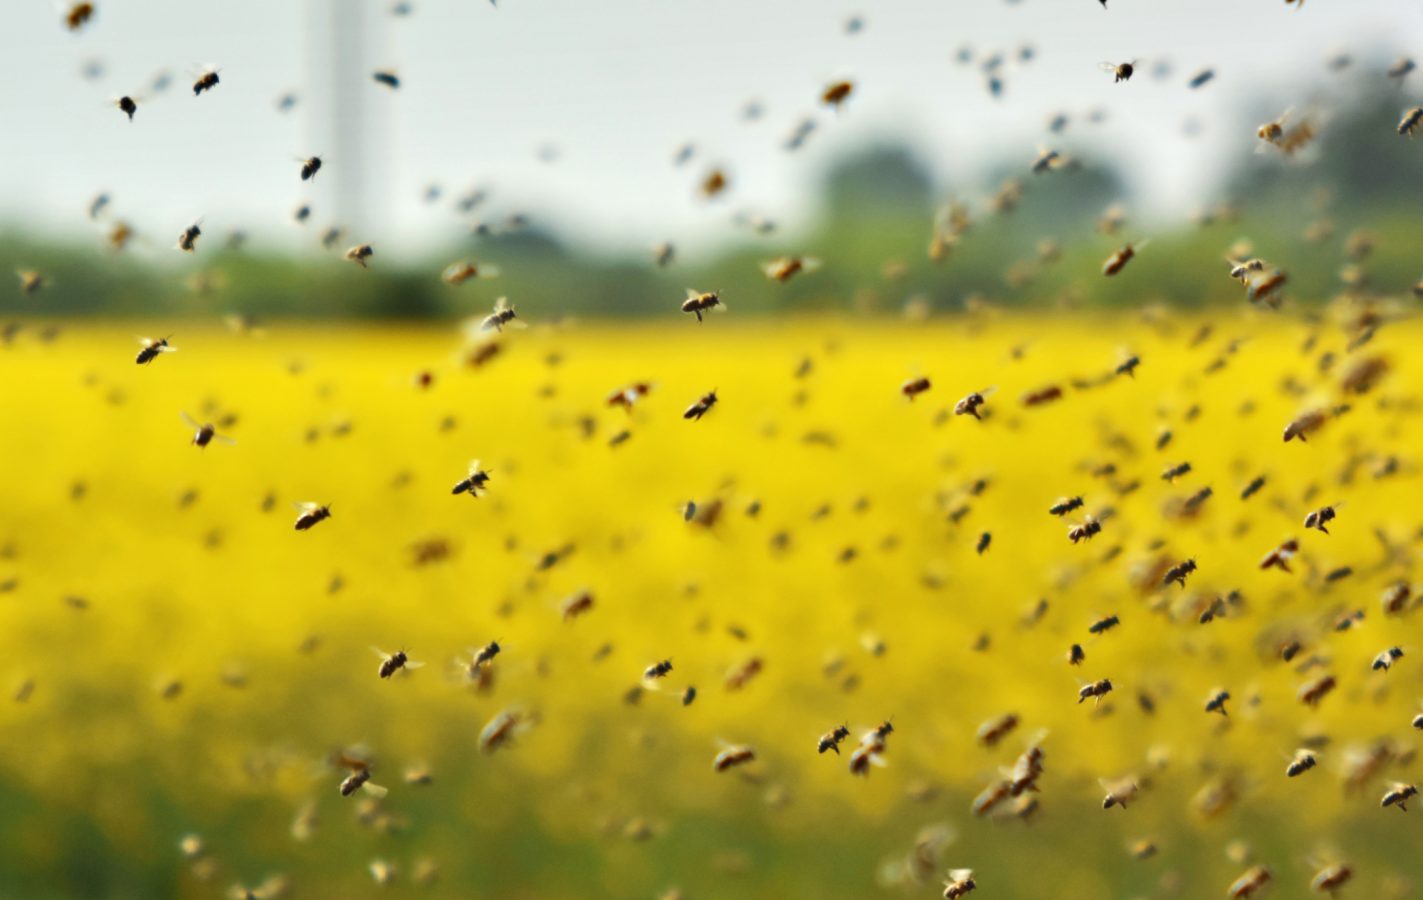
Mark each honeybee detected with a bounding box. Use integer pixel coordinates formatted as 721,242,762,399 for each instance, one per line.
713,744,756,772
1303,504,1340,534
440,260,498,286
976,532,991,555
344,244,374,267
901,376,932,400
1399,106,1423,137
1031,147,1062,174
372,70,400,89
1078,678,1113,704
1067,643,1085,665
181,412,235,448
1050,496,1084,516
724,657,763,690
1188,68,1215,88
1310,864,1351,894
560,590,594,621
1298,674,1336,706
1381,782,1417,811
849,738,887,777
699,167,728,199
681,289,723,321
681,686,697,706
683,390,718,421
1257,108,1318,156
1100,60,1138,82
1102,240,1147,276
135,336,175,365
652,241,675,267
1067,517,1102,544
1287,749,1317,777
942,869,977,899
1022,385,1063,407
761,256,820,282
479,708,530,753
1372,646,1403,671
16,269,46,295
177,221,203,252
450,460,491,497
975,713,1019,747
1259,538,1298,572
192,67,220,96
1205,689,1231,716
64,3,95,30
821,80,854,108
470,640,501,669
1381,582,1412,615
955,388,993,418
298,156,322,181
643,659,673,680
1163,558,1197,589
1100,776,1138,809
115,95,139,121
480,297,523,331
607,382,652,412
817,724,851,755
336,753,389,798
1387,56,1416,81
292,502,331,531
372,647,422,679
1088,614,1119,635
1284,408,1326,442
1241,476,1266,500
320,226,343,250
1228,866,1272,899
1115,355,1140,378
1161,462,1192,482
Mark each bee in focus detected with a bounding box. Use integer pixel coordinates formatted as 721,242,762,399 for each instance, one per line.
344,244,374,267
1102,240,1147,276
135,336,175,365
299,156,322,181
817,724,851,755
1381,782,1417,812
683,390,718,421
901,376,932,400
1227,866,1272,899
761,256,820,283
372,70,400,89
821,80,854,108
1303,503,1340,534
1205,688,1231,716
336,752,388,798
1078,678,1113,705
975,713,1019,748
1287,749,1317,777
681,289,724,321
1259,538,1298,572
1163,558,1197,589
713,743,756,772
955,388,993,419
1399,106,1423,137
180,412,235,448
451,460,491,497
1100,60,1138,82
441,260,499,285
293,502,332,531
1372,646,1404,672
177,221,203,252
372,647,422,679
942,869,977,899
643,659,673,681
480,297,523,332
192,67,220,96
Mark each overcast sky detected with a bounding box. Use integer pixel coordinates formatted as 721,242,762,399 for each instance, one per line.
1,0,1420,261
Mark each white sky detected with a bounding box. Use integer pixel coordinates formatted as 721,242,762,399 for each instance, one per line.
1,0,1420,261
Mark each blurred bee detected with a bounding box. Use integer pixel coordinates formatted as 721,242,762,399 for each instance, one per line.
1241,476,1266,500
955,388,993,418
1102,240,1147,276
1257,108,1318,156
901,376,932,400
480,297,522,331
761,256,820,283
681,686,696,706
683,390,718,421
643,659,673,680
975,713,1018,747
64,3,94,30
849,738,887,777
713,744,756,772
1205,689,1231,716
192,67,220,96
115,95,139,121
1163,558,1197,589
1050,496,1084,516
1115,355,1140,378
1088,614,1119,635
293,502,331,531
1068,517,1101,543
1381,582,1412,615
1188,68,1215,88
1100,776,1138,809
1310,864,1351,894
17,269,46,295
1228,866,1272,899
368,860,395,886
1388,56,1416,81
817,724,851,755
479,709,531,753
725,657,763,691
177,221,202,252
699,168,728,199
320,226,343,250
299,156,322,181
295,203,311,223
1298,674,1336,706
1078,678,1113,704
1161,462,1192,482
1100,60,1137,82
344,244,374,267
976,532,991,555
1287,749,1317,777
1381,782,1417,811
372,70,400,89
1303,503,1340,534
560,590,594,621
441,260,498,286
821,80,854,108
1284,408,1326,442
1031,147,1063,174
653,241,675,268
942,869,977,899
451,460,491,497
681,289,723,321
607,381,652,411
1372,646,1403,671
337,756,388,798
1067,643,1085,665
181,412,235,448
1259,538,1298,572
471,640,501,669
1399,106,1423,137
135,336,175,365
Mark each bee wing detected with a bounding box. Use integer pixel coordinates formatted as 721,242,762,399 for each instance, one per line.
479,264,501,278
294,501,321,513
468,459,483,475
493,296,510,313
1098,61,1119,72
370,646,391,659
180,410,201,429
360,781,389,798
212,432,237,446
800,257,823,272
947,869,975,882
1130,238,1151,252
404,659,426,670
685,288,703,299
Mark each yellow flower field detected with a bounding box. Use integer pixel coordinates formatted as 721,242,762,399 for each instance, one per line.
0,311,1419,899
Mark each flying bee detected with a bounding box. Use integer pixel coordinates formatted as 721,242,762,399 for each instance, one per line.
1303,503,1340,534
17,269,46,295
1241,476,1266,500
470,640,501,669
901,376,932,400
480,297,523,331
479,708,530,754
699,167,728,199
192,67,220,96
1100,776,1138,809
1100,60,1138,82
299,156,322,181
1163,558,1197,589
1067,643,1085,665
607,381,652,411
115,95,139,121
1287,749,1317,777
976,532,991,555
1228,866,1272,899
681,288,724,321
449,459,492,497
1078,678,1113,704
683,390,718,421
942,869,977,899
64,3,95,30
1115,355,1140,378
1068,517,1101,543
1031,146,1062,174
560,590,594,621
293,502,331,531
1205,689,1231,716
713,744,756,772
344,244,374,267
1188,68,1215,88
1088,614,1119,635
441,260,498,285
643,659,673,680
135,336,175,365
955,388,994,418
177,221,203,252
1259,538,1298,572
1399,106,1423,136
1372,646,1404,671
338,766,388,799
1102,240,1147,276
821,79,854,108
1381,782,1417,812
817,724,851,755
848,738,887,776
1381,582,1412,615
975,713,1019,747
372,70,400,89
1284,408,1326,442
372,647,423,679
1161,461,1192,482
1310,864,1352,894
761,256,820,282
1298,674,1336,706
180,412,235,448
681,686,696,706
1388,56,1416,81
1050,496,1084,516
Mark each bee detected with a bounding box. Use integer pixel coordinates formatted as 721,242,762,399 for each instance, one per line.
1388,56,1416,81
1280,640,1303,662
1161,461,1192,482
901,376,932,400
1088,614,1119,635
975,713,1019,747
1163,558,1197,589
643,659,673,680
1115,355,1140,378
761,256,820,283
1100,777,1138,809
976,532,991,555
1100,60,1137,82
683,390,718,421
849,738,887,777
1205,688,1231,716
344,244,374,267
1078,678,1113,704
1188,68,1215,89
181,412,235,448
1068,517,1101,543
1102,240,1147,276
712,744,756,772
336,753,389,798
699,167,728,199
299,156,322,181
1303,503,1340,534
1241,476,1266,500
607,382,653,411
1381,782,1417,812
955,388,993,418
651,241,675,268
1228,866,1272,899
942,869,977,899
1283,408,1326,442
1413,713,1423,730
681,686,697,706
135,336,176,365
1310,864,1352,894
64,3,95,30
1067,643,1085,665
372,70,400,89
192,67,220,96
320,226,343,250
1021,385,1062,407
115,95,139,121
293,502,332,531
1399,106,1423,137
480,297,522,331
1050,496,1084,516
17,269,46,295
1381,582,1412,615
1287,749,1317,777
177,221,203,252
372,647,422,679
479,709,530,754
681,289,723,321
821,79,854,108
1259,538,1298,572
817,724,851,755
292,204,311,224
449,459,492,498
1297,673,1336,706
1372,646,1404,671
442,260,498,285
560,590,594,621
724,657,763,690
471,640,501,669
1031,147,1062,174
